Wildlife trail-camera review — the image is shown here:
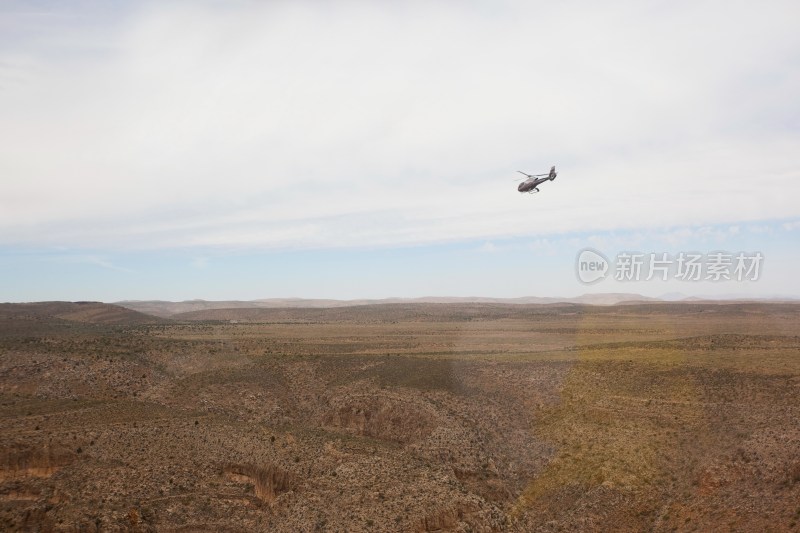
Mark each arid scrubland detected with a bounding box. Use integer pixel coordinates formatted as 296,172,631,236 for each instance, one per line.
1,301,799,531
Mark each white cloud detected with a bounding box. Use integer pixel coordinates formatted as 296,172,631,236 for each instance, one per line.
190,256,209,269
783,221,800,231
42,253,134,273
1,1,799,251
477,242,498,253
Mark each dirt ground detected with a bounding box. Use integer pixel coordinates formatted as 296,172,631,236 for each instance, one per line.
1,301,798,531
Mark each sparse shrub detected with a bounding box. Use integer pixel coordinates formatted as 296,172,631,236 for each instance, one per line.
128,508,140,527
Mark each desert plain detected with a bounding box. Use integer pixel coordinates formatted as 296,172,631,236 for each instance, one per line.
1,300,799,531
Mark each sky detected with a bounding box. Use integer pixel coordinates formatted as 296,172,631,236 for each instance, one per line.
1,0,799,302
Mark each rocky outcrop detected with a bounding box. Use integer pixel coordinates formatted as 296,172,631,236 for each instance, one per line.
223,463,295,503
324,393,439,444
0,444,75,481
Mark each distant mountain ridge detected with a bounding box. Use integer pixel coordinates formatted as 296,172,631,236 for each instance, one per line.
115,293,800,318
1,297,795,322
0,301,167,324
116,293,662,318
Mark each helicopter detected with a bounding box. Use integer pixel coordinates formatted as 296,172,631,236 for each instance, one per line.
516,166,557,194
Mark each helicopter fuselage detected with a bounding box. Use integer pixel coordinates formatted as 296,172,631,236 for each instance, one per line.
518,175,553,193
